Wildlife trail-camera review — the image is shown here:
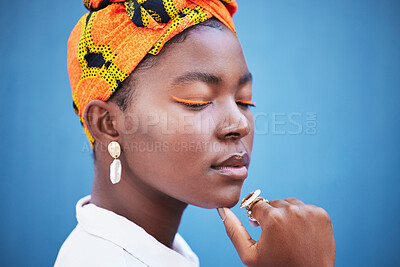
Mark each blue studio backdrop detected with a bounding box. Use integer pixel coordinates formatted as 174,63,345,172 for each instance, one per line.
0,0,399,266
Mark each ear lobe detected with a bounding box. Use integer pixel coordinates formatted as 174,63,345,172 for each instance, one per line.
84,100,120,146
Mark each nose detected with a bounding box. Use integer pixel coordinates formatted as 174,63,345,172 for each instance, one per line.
216,101,251,141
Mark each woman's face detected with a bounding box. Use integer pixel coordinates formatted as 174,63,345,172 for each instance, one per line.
118,26,254,208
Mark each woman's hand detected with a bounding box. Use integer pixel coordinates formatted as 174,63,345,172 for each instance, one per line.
218,198,336,267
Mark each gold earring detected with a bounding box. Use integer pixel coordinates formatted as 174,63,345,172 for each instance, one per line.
108,141,121,184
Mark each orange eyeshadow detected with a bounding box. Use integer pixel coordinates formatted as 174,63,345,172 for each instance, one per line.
171,95,212,105
236,100,256,106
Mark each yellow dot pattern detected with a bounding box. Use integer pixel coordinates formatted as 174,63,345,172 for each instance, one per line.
147,9,162,22
83,0,91,9
140,6,150,27
73,10,128,127
79,11,128,90
148,5,209,55
70,0,237,147
163,0,179,19
125,1,136,20
189,6,209,25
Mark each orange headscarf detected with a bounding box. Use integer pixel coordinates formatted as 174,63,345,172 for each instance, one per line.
68,0,237,146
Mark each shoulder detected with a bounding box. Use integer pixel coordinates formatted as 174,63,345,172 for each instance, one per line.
54,225,146,267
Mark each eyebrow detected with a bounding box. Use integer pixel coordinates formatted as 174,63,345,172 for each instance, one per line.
171,71,253,87
172,71,221,86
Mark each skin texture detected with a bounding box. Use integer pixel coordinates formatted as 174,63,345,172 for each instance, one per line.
219,199,336,267
84,23,336,266
85,25,254,248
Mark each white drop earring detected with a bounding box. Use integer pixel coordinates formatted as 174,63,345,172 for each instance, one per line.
108,141,121,184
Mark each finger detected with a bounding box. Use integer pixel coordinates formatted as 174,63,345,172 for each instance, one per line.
247,199,274,226
284,197,305,205
219,208,256,258
269,199,290,208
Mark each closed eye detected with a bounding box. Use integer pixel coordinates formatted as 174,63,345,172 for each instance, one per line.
171,95,212,109
236,100,256,107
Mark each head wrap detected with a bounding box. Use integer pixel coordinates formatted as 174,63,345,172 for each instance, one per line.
68,0,237,146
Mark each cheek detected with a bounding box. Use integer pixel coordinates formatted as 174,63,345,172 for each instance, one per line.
120,107,254,208
150,110,212,152
158,112,215,173
122,109,214,186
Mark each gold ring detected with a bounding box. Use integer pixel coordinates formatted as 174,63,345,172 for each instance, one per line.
246,197,269,221
240,190,269,222
240,189,261,209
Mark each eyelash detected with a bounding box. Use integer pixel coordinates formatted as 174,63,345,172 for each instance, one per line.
171,95,256,110
236,100,256,107
171,96,211,110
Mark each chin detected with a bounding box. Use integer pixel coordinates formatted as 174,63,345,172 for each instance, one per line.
199,183,244,209
218,193,241,208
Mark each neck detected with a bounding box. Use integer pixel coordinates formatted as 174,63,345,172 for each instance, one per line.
90,163,187,248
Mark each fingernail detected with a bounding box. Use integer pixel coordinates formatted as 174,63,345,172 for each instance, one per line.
249,219,259,227
217,208,226,221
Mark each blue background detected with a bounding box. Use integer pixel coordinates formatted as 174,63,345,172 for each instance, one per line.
1,0,399,266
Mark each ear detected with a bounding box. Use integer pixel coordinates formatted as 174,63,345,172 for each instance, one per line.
83,99,122,148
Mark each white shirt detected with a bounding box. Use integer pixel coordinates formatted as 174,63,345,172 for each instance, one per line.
55,195,199,267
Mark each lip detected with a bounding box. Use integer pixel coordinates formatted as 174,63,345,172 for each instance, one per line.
211,152,249,180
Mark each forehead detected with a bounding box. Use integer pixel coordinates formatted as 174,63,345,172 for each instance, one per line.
133,26,249,94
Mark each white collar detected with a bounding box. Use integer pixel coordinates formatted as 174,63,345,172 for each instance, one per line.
76,195,199,267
